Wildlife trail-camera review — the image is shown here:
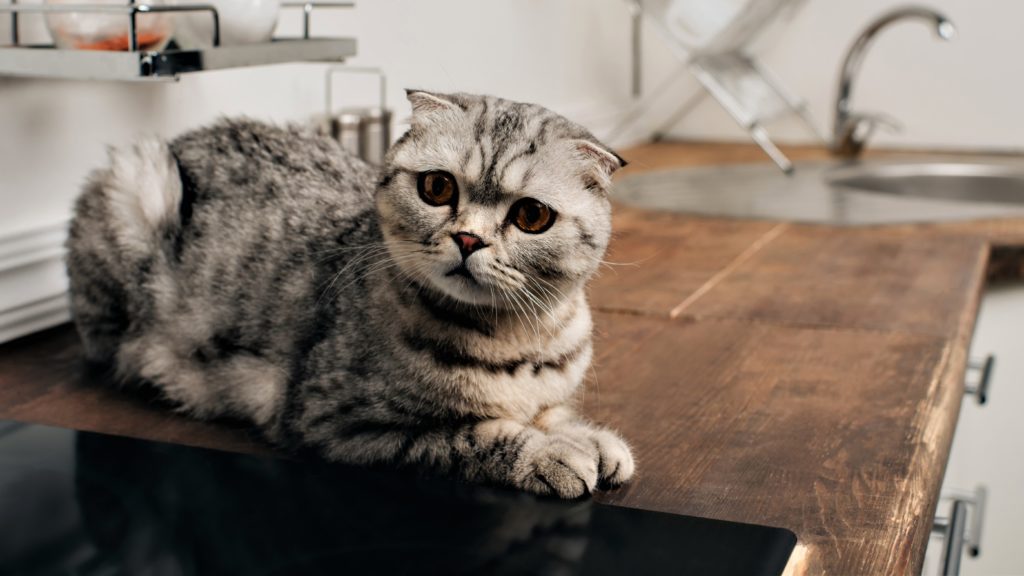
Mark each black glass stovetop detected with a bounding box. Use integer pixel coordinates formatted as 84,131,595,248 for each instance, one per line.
0,420,795,576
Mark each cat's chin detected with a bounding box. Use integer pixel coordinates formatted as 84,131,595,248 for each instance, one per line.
426,272,500,309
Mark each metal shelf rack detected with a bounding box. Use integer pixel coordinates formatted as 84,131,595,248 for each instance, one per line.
0,1,356,81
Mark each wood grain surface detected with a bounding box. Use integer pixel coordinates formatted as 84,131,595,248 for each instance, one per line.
586,315,958,575
584,205,989,575
0,325,269,455
681,224,989,335
1,140,1013,575
589,206,782,316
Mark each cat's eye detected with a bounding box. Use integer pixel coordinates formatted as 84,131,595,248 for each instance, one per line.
509,198,556,234
417,171,457,206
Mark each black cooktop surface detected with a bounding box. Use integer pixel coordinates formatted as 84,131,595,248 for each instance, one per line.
0,420,795,575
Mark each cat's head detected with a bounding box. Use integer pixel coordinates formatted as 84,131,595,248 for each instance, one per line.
375,91,624,309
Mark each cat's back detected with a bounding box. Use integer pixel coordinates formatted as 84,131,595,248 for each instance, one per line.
167,118,380,294
66,117,382,365
164,119,382,355
170,118,377,215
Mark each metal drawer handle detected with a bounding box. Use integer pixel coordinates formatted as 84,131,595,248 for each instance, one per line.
968,486,986,557
965,354,995,405
934,486,987,575
933,499,968,576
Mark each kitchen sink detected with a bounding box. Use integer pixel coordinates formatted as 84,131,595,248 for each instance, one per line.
829,163,1024,206
613,155,1024,226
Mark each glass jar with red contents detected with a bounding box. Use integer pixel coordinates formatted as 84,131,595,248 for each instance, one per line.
44,0,174,51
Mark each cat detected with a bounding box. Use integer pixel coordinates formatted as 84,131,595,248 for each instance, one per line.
65,90,634,498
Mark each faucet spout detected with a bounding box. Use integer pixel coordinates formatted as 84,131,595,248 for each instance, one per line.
832,5,956,157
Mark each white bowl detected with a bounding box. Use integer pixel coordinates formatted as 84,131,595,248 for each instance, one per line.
170,0,280,49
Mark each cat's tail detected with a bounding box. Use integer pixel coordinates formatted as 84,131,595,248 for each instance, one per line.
66,139,183,363
96,139,183,252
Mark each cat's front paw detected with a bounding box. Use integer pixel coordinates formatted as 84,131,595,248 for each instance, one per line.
516,434,599,499
587,428,635,488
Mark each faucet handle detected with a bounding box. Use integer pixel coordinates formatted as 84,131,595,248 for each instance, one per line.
851,111,903,139
835,111,903,156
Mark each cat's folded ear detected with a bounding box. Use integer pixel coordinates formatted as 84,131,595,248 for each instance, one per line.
573,140,628,187
405,89,465,121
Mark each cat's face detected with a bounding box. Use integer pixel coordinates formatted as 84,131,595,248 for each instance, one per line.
375,91,624,309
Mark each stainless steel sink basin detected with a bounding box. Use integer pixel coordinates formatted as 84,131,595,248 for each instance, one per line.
828,163,1024,205
613,155,1024,226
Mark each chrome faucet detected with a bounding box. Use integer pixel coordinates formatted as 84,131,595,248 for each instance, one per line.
832,5,956,158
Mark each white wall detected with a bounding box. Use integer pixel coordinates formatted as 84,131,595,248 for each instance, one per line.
642,0,1024,152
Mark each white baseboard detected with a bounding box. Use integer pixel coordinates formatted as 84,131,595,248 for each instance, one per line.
0,221,71,344
0,222,67,271
0,294,71,344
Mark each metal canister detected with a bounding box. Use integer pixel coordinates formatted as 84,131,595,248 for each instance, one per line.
357,107,392,166
331,110,364,159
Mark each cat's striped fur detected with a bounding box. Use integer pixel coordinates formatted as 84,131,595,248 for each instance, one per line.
65,91,634,498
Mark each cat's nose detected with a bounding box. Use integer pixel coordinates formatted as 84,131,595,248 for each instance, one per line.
451,232,487,259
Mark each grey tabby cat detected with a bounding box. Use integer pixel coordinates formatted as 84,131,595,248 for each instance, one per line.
66,90,634,498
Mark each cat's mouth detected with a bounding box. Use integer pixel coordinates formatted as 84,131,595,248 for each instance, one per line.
445,263,478,285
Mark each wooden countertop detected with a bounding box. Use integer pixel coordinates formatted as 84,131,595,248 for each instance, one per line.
588,208,989,575
3,141,1022,575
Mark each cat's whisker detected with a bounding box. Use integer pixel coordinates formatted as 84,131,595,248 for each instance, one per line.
314,244,387,268
316,249,389,269
507,292,534,341
315,247,392,307
534,290,567,333
533,283,566,313
581,252,650,277
334,253,426,292
506,286,542,340
311,241,419,263
528,277,560,303
534,289,571,337
531,276,571,305
400,263,424,294
500,288,533,341
311,240,431,265
517,285,560,338
588,257,644,267
487,282,498,325
319,251,427,306
310,241,390,255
